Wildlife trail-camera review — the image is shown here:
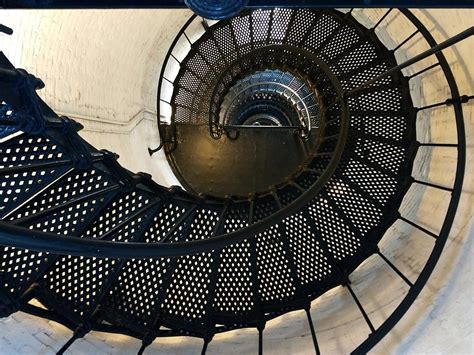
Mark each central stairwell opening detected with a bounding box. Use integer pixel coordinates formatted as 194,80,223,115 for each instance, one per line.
0,7,472,355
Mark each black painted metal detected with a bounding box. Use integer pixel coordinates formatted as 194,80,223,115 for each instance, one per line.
347,282,375,333
352,9,467,353
150,14,197,156
0,24,13,35
347,26,474,97
166,124,319,197
306,308,321,355
377,250,413,287
0,7,469,355
2,0,474,9
0,22,351,257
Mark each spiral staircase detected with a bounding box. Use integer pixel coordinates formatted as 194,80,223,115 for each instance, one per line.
0,7,472,355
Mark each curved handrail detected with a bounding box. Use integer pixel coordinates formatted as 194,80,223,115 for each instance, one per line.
1,18,471,260
352,9,468,353
154,13,198,154
220,81,313,132
206,45,320,140
0,8,470,355
0,50,348,258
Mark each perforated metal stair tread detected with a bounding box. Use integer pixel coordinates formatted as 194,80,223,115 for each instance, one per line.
4,7,466,355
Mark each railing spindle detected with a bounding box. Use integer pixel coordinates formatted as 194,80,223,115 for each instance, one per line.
377,250,414,287
393,30,420,52
170,53,181,64
347,27,474,97
419,142,457,147
417,94,473,110
373,9,393,30
258,326,264,355
347,283,375,333
408,62,440,79
399,216,438,239
306,308,321,355
201,339,210,355
413,179,453,192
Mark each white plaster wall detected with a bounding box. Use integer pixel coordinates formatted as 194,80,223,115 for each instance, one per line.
0,9,189,186
0,8,472,355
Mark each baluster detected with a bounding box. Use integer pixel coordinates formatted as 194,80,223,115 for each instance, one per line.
306,308,321,355
408,62,440,79
416,94,473,110
0,24,13,35
170,53,181,64
57,324,90,355
372,9,393,30
346,27,474,97
137,332,156,355
393,30,420,52
413,179,453,192
418,142,457,147
201,337,211,355
399,216,438,239
183,31,192,45
377,250,414,287
258,325,264,355
162,76,174,85
346,283,375,333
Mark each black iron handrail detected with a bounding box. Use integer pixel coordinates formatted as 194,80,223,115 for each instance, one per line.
206,45,320,140
0,49,349,258
1,18,471,260
149,13,198,156
2,1,473,9
0,8,470,355
351,9,468,353
346,25,474,97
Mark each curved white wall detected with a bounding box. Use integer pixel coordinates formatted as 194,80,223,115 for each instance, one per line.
0,9,190,187
0,8,472,354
